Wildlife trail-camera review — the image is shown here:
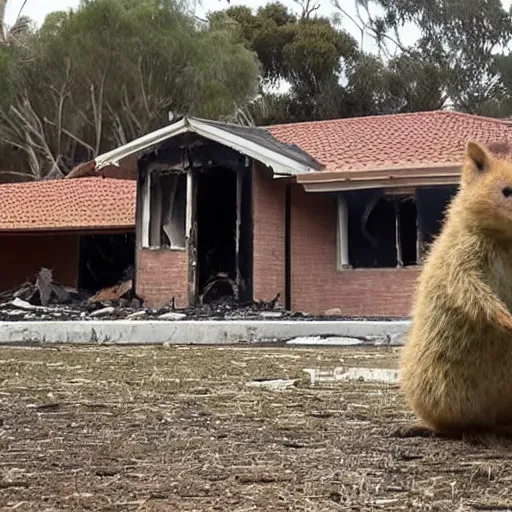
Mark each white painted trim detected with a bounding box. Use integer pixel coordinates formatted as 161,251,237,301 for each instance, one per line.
141,172,150,248
186,170,193,242
188,119,312,176
94,117,316,177
303,175,459,192
95,119,189,169
336,195,350,270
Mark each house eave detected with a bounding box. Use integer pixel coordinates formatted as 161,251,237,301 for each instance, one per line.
297,163,462,192
0,225,135,234
189,119,315,176
94,117,318,177
94,118,190,170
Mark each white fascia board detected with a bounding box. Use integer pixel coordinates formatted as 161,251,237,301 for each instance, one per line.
302,176,460,192
94,116,316,177
94,118,189,170
188,118,314,176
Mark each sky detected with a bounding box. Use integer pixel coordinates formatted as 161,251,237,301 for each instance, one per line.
5,0,512,63
4,0,415,55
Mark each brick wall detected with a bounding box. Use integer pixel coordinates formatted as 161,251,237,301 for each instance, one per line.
252,163,287,304
0,233,79,291
290,186,419,317
136,248,189,308
135,163,288,308
134,165,419,316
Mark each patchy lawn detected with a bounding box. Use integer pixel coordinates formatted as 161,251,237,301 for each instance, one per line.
0,345,510,511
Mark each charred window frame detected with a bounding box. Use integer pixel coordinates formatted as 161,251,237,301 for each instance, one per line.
336,191,419,269
336,186,458,269
142,170,187,250
336,194,350,270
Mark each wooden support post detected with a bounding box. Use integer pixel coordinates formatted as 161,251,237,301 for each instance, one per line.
235,170,243,301
416,206,424,264
186,170,197,306
394,199,403,268
149,173,163,247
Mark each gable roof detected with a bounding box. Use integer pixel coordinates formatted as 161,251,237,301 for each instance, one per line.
88,110,512,193
265,111,512,191
0,178,136,233
94,116,323,176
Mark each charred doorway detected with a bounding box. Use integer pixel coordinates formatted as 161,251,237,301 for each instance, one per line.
195,165,253,304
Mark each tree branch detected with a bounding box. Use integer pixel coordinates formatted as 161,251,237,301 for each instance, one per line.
14,0,29,28
138,57,151,117
0,170,36,180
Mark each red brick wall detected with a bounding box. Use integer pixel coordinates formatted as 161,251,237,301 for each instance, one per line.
252,163,287,304
134,165,419,316
0,234,79,291
290,186,419,317
136,248,189,308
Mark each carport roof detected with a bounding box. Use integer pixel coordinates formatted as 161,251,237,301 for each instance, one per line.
0,177,136,233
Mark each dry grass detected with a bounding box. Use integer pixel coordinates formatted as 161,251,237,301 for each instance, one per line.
0,345,511,511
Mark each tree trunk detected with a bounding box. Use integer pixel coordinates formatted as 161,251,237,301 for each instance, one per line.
0,0,6,44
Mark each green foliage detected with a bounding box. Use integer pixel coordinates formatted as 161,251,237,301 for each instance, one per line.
344,52,446,116
357,0,512,113
211,1,453,125
212,0,512,123
210,4,357,90
0,0,260,178
210,2,362,124
3,0,512,180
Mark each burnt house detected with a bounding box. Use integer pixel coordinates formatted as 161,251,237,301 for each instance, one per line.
94,117,322,308
86,110,512,317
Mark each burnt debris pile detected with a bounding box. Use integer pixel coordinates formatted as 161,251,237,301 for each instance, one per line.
0,269,312,322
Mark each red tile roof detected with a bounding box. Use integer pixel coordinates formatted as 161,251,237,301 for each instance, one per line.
267,110,512,172
0,177,136,232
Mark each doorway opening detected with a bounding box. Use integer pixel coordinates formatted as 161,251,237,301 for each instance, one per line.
195,166,252,304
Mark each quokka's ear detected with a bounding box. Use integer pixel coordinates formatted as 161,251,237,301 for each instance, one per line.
465,140,492,173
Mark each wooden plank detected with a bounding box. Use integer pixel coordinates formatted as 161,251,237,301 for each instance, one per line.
394,199,403,268
186,170,198,306
235,170,243,301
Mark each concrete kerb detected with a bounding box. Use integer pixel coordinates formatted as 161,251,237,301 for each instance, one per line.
0,320,411,346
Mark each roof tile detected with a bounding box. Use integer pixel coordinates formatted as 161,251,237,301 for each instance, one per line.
0,177,136,232
267,111,512,171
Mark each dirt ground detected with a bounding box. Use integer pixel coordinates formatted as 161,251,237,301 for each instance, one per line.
1,345,511,512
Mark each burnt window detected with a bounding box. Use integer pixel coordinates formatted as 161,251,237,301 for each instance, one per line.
337,191,418,269
337,186,457,269
145,171,187,250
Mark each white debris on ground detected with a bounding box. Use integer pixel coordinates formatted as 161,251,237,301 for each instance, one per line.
287,336,364,346
303,367,399,386
286,334,406,346
158,312,187,320
246,379,299,391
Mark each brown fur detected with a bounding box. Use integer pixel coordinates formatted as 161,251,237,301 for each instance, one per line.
400,141,512,438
